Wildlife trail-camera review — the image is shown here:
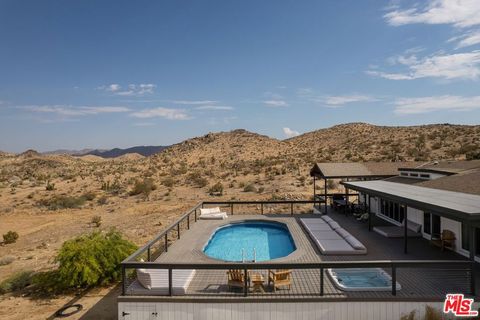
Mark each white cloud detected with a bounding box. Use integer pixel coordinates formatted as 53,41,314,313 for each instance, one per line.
450,30,480,49
367,51,480,80
195,105,234,110
98,83,156,96
393,95,480,114
172,100,217,105
384,0,480,28
263,100,288,107
283,127,300,138
22,105,130,116
323,95,377,106
130,107,191,120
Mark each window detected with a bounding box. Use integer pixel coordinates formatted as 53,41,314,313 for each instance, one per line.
410,173,419,177
462,224,480,256
380,199,405,223
424,212,431,235
400,172,408,176
420,174,430,179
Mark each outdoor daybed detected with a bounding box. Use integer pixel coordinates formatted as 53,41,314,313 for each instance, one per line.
127,269,196,295
199,207,228,220
373,220,422,238
300,217,367,255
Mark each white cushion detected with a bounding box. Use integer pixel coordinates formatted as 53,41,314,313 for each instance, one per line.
199,212,227,220
321,216,334,223
328,221,341,230
344,235,365,250
136,269,196,294
405,220,422,233
200,207,221,215
335,228,350,239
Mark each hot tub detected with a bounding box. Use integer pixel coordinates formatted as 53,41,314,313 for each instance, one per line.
327,268,401,291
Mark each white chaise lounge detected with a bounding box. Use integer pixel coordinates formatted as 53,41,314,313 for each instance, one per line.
300,217,367,255
373,220,422,238
199,207,228,220
127,269,196,295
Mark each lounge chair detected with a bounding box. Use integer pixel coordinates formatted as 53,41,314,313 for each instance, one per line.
431,229,456,251
130,268,196,295
268,269,292,292
199,207,228,220
227,269,248,291
299,218,367,255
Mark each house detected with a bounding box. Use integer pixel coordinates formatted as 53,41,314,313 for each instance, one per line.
342,160,480,261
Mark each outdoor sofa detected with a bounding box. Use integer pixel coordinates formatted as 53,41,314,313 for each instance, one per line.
300,216,367,255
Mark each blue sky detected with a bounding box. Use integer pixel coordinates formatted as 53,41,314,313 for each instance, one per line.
1,0,480,152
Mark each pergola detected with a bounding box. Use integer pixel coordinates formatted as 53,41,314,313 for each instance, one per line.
342,179,480,259
309,162,412,214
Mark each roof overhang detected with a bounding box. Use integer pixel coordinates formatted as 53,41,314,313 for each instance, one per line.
342,180,480,223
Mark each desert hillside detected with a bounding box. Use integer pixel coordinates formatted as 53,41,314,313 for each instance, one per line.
0,122,479,319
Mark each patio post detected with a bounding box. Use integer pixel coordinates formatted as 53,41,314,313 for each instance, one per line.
324,178,328,215
404,208,408,254
313,176,316,208
344,178,349,215
368,195,372,232
469,225,476,261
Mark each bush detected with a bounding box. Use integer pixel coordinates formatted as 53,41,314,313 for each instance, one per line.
91,215,102,227
38,195,86,210
0,255,15,266
129,178,157,197
243,184,256,193
208,182,223,196
45,180,55,191
0,271,33,294
83,191,96,201
161,177,175,188
3,231,19,244
187,172,208,188
55,230,137,288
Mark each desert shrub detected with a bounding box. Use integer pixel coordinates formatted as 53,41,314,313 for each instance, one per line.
129,178,157,197
0,255,15,266
0,271,33,294
161,177,175,188
55,230,137,288
91,215,102,227
97,196,108,205
3,231,19,244
243,184,256,193
466,150,480,160
101,179,122,195
38,195,86,210
258,187,265,193
187,172,208,188
208,182,223,196
82,191,96,201
45,180,55,191
400,305,442,320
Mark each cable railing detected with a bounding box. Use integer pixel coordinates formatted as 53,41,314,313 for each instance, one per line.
120,200,476,301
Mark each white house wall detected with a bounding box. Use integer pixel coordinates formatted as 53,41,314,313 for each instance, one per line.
118,301,460,320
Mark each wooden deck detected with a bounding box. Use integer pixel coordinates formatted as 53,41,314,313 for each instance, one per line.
125,206,475,301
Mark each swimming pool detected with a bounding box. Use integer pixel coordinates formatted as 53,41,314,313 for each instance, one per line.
327,268,402,291
203,221,296,262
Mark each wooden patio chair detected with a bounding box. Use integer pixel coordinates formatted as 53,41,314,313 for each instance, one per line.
440,229,456,251
268,269,292,292
431,229,456,251
227,269,248,291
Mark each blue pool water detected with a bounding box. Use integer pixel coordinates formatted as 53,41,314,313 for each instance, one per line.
203,221,296,262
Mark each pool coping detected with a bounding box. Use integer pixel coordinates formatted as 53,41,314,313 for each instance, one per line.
156,215,320,265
